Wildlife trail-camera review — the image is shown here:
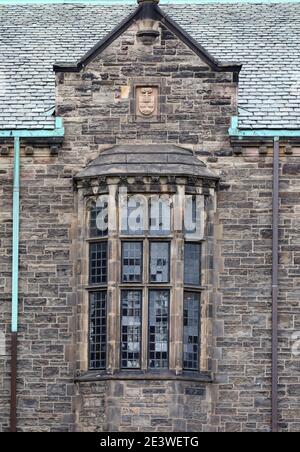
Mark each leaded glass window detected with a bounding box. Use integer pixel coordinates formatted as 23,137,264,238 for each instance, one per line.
89,242,108,285
183,292,200,370
121,290,142,369
86,190,206,374
122,241,143,283
149,290,169,369
150,242,170,283
90,201,108,238
89,291,107,370
184,243,201,286
121,196,147,235
150,196,171,235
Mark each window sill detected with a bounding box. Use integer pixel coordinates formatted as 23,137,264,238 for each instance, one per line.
74,370,213,384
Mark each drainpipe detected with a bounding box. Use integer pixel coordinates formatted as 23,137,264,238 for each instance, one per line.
272,137,279,433
228,117,300,433
0,117,64,432
10,136,20,433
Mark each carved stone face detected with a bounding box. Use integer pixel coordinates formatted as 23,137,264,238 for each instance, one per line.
137,87,157,116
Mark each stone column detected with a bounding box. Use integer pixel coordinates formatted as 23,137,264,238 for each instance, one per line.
170,184,185,372
106,183,120,374
77,189,89,371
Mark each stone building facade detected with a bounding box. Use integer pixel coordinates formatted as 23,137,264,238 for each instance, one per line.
0,0,300,432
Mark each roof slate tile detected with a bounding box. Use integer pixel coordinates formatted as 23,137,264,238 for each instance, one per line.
0,3,299,130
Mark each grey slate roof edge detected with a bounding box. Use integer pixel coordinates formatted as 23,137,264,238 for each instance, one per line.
54,3,141,72
75,144,219,179
54,2,242,74
1,3,300,130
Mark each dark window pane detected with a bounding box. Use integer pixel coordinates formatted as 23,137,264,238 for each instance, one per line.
121,290,142,369
89,242,108,285
184,243,201,286
150,196,171,235
90,201,108,238
122,242,143,283
184,195,197,234
183,292,200,370
89,291,107,370
150,242,170,283
148,290,169,369
121,196,146,235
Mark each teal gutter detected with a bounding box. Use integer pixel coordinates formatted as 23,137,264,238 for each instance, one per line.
2,117,64,432
228,116,300,139
11,137,20,333
5,116,65,332
0,117,64,139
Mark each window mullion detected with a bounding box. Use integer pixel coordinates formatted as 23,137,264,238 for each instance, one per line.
141,239,149,371
106,183,119,374
170,184,185,372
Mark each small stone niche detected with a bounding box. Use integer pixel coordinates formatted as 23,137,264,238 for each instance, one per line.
136,19,160,45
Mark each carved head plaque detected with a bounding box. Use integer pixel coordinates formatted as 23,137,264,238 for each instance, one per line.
136,86,158,117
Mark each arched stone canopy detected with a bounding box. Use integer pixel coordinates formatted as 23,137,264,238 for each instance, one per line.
75,144,219,180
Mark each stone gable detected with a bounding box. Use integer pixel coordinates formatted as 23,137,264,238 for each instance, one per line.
56,21,238,158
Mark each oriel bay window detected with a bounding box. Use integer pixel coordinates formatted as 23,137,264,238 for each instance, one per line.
77,146,218,376
86,193,205,373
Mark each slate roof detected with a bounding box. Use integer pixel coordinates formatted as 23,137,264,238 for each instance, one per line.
75,144,218,179
0,2,300,130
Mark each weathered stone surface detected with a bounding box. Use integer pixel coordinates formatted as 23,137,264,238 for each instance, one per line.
0,17,299,434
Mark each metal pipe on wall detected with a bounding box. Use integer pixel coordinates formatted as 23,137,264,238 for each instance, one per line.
1,118,65,432
10,136,20,433
272,137,280,433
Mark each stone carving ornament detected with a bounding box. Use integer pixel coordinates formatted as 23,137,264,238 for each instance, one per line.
136,86,158,117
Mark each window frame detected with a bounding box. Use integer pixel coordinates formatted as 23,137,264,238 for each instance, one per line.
89,200,109,238
184,241,202,288
89,240,108,286
121,240,144,284
183,290,201,372
149,240,171,284
120,289,143,370
84,190,207,375
88,290,108,371
148,288,170,371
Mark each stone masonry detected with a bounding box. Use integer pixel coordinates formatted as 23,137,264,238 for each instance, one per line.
0,15,299,433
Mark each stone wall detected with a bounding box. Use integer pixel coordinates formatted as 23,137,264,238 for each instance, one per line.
0,15,299,433
209,147,300,432
55,20,237,433
56,22,237,156
0,145,77,432
106,380,214,432
0,150,12,431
